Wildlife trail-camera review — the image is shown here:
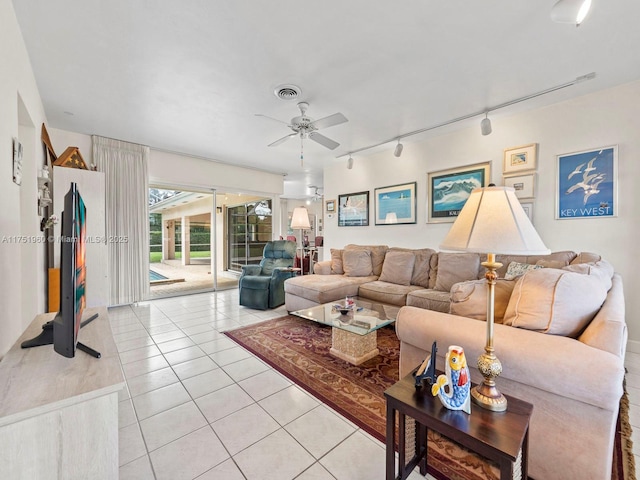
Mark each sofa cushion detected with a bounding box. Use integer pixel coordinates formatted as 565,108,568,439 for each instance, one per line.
449,279,517,324
503,268,608,337
494,251,576,278
571,252,602,265
284,274,376,304
379,250,415,286
387,247,435,288
358,281,424,306
563,259,614,291
434,252,481,292
330,249,344,274
504,261,544,280
345,244,388,276
343,249,374,277
406,289,450,313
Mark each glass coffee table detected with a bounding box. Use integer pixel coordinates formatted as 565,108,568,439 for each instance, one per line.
291,298,400,365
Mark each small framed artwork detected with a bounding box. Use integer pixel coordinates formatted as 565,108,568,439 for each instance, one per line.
325,199,336,213
338,191,369,226
556,145,617,220
504,173,535,199
374,182,417,225
503,143,537,174
13,137,23,186
427,161,491,223
520,202,534,223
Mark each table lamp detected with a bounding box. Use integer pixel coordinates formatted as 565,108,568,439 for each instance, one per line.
440,186,549,411
291,206,311,274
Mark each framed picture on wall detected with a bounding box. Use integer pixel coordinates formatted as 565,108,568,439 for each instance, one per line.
325,199,336,213
504,172,535,199
503,143,537,174
374,182,416,225
338,191,369,226
520,201,534,224
427,161,491,223
556,145,617,219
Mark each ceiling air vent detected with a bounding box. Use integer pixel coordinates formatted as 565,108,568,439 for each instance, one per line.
274,84,301,101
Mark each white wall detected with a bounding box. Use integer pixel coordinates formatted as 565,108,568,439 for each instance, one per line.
324,80,640,342
0,0,49,358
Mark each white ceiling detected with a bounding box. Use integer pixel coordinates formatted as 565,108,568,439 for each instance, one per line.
12,1,640,198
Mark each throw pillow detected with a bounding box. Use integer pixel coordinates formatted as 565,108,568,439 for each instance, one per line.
433,253,481,292
379,250,416,286
330,249,344,275
563,259,614,291
503,268,608,337
343,249,374,277
504,261,543,280
449,279,516,324
345,244,388,276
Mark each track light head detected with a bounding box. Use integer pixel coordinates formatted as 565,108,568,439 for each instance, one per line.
480,114,492,136
551,0,592,26
347,156,354,169
394,140,403,158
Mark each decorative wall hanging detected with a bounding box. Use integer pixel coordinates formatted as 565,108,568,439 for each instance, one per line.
504,172,536,200
338,191,369,226
503,143,537,175
556,145,617,219
427,162,491,223
374,182,416,225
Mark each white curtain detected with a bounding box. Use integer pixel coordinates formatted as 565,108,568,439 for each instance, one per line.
92,136,149,305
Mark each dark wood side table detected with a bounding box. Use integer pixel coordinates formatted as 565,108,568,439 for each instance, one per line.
385,372,533,480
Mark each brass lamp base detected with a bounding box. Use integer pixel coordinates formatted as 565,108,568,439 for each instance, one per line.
471,255,508,412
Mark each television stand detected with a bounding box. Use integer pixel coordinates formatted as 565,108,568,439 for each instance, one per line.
20,313,101,358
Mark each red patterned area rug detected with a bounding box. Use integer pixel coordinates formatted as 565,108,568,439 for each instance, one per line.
224,315,633,480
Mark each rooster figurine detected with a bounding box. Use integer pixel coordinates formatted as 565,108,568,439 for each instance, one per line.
431,345,471,414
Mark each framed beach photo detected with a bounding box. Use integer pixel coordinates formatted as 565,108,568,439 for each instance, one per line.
374,182,416,225
556,145,617,220
427,162,491,223
338,191,369,226
503,143,537,174
504,172,535,199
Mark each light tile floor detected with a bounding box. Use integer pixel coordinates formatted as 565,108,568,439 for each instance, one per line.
115,289,637,479
114,289,427,480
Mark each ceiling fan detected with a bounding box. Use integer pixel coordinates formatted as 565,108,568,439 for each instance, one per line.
309,185,323,202
256,102,348,163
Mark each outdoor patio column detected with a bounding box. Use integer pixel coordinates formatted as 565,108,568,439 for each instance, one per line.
181,216,191,265
163,219,176,260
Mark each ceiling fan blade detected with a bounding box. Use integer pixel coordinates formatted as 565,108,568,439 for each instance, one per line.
268,133,297,147
308,132,340,150
310,112,348,130
255,113,289,125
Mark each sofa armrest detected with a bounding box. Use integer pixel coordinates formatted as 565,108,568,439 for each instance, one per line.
396,306,624,411
240,265,262,277
314,261,332,275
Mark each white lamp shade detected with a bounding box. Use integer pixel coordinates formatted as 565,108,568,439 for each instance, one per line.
440,186,550,255
551,0,592,25
290,206,311,230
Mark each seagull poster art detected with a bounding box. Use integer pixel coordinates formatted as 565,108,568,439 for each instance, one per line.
556,146,617,219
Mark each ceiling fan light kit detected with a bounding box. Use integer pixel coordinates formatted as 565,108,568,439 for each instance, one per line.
551,0,592,25
257,101,348,166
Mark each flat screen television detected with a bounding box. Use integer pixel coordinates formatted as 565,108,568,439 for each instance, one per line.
53,182,87,357
21,182,100,358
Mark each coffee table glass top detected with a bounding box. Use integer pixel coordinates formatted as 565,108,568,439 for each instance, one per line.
291,297,400,335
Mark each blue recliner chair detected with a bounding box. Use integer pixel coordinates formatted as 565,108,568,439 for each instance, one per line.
239,240,297,310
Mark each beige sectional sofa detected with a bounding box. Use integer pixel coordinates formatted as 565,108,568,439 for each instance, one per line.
284,244,627,480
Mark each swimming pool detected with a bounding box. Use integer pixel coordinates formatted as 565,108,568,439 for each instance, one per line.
149,270,169,281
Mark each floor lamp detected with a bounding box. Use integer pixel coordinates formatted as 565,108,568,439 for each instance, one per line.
290,206,311,275
440,186,549,411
